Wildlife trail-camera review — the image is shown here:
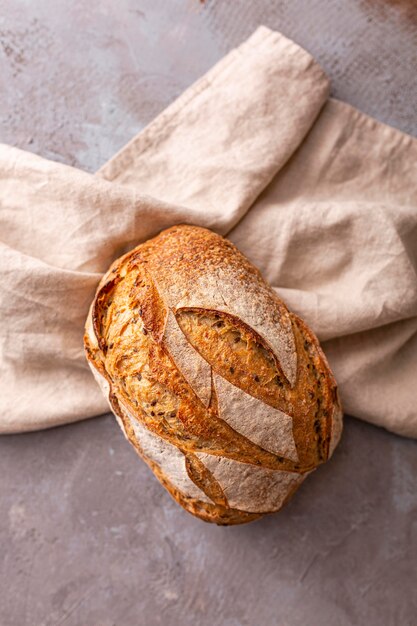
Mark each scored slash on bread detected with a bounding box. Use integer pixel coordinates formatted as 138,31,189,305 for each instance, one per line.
164,309,212,408
212,372,299,462
84,225,342,525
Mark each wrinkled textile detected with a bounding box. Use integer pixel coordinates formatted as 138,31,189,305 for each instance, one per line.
0,27,416,436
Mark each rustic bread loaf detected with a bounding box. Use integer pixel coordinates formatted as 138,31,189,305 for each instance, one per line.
84,225,342,525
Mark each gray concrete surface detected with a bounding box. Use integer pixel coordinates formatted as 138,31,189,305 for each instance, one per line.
1,416,417,626
0,1,416,625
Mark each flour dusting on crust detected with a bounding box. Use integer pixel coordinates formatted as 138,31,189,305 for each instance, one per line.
164,310,212,407
214,373,298,462
121,403,213,504
196,452,307,513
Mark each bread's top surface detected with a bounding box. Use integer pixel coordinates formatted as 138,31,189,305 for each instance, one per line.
85,225,342,521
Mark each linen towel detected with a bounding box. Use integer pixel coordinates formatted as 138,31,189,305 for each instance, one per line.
1,27,416,437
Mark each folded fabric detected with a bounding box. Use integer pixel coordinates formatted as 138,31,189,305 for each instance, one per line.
0,27,416,437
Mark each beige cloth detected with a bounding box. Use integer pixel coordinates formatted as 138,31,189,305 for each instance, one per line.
0,27,416,437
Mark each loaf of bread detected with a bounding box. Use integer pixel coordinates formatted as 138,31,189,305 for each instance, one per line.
84,225,342,525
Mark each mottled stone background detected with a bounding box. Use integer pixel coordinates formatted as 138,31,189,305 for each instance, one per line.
0,1,416,625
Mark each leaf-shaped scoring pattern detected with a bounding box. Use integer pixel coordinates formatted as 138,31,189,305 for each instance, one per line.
163,310,212,407
122,404,213,504
163,308,298,464
213,373,298,462
174,271,297,386
195,452,307,513
86,343,215,505
85,226,341,523
145,245,297,387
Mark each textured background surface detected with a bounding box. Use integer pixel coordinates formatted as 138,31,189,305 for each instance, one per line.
0,1,416,625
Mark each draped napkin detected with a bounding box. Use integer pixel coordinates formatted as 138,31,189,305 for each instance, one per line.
1,27,416,437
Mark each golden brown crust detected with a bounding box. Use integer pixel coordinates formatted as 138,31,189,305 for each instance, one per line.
84,225,342,524
113,389,261,525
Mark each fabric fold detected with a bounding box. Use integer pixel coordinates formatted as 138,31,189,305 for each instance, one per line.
98,26,330,231
0,26,416,438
